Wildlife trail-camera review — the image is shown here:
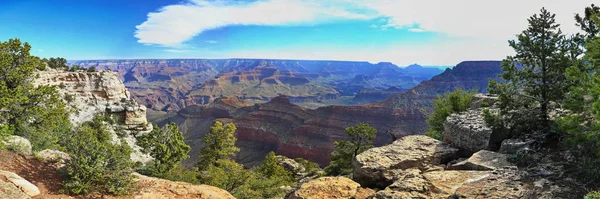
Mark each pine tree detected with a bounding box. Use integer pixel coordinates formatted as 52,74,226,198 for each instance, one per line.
197,121,239,170
558,6,600,187
137,122,191,177
488,8,575,135
325,123,377,176
575,4,600,38
425,88,475,140
0,38,71,151
61,115,134,195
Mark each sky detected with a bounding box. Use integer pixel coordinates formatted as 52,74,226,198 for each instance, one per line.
0,0,596,66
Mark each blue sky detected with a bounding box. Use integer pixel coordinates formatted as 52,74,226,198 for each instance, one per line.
0,0,595,65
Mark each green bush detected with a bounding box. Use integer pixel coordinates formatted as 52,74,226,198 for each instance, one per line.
60,116,134,195
325,123,376,176
137,123,190,178
585,191,600,199
424,88,475,140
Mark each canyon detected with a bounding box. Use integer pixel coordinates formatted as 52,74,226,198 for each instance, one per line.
150,60,503,167
72,59,444,111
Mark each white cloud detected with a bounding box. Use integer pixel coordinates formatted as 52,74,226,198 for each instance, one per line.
135,0,372,46
226,38,512,66
361,0,595,39
136,0,596,64
164,49,189,53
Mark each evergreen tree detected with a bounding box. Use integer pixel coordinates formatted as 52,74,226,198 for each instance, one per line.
325,123,376,176
0,38,71,151
488,8,575,135
255,152,291,180
199,159,256,198
137,123,191,177
61,115,134,195
558,7,600,187
575,4,600,38
197,121,239,170
252,151,294,198
425,88,475,140
46,57,68,69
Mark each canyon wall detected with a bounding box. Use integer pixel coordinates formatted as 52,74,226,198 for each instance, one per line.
157,61,501,167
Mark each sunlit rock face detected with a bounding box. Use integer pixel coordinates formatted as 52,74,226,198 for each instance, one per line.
33,68,153,163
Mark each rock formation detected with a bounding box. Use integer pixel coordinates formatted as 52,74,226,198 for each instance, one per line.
74,59,442,111
343,92,575,198
377,61,502,108
286,177,374,199
352,135,458,188
153,61,502,167
33,68,153,164
0,170,40,197
2,136,32,156
186,62,339,106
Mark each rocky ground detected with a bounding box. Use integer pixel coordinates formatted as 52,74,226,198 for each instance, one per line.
283,94,584,199
0,150,234,199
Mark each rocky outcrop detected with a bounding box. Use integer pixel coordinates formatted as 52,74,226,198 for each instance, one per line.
33,69,153,164
276,156,324,183
449,150,513,171
35,149,70,163
499,139,534,154
442,109,505,153
0,180,29,199
0,170,40,197
470,93,498,109
131,173,235,199
2,136,32,156
33,69,152,131
352,135,458,188
286,177,373,199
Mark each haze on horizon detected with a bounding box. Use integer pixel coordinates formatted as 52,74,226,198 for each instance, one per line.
0,0,595,66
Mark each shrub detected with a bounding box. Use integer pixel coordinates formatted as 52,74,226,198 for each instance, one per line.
424,88,475,140
60,116,134,195
585,191,600,199
325,123,376,176
137,123,190,178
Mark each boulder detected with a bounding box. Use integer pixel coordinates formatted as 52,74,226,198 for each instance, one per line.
442,109,507,152
131,173,235,199
469,93,498,109
0,170,40,197
352,135,458,188
36,149,70,163
2,136,32,156
277,156,305,174
499,139,534,154
452,167,532,198
449,150,513,171
286,177,371,199
370,169,432,199
422,170,489,194
0,180,29,199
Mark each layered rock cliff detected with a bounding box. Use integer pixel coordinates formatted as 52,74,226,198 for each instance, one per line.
377,60,502,108
161,95,425,167
73,59,443,111
33,68,153,163
153,60,501,167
